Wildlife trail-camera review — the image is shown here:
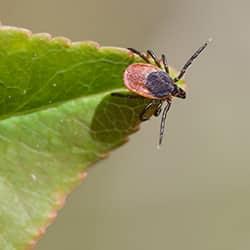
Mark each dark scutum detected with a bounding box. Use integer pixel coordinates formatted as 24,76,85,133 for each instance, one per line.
145,71,175,98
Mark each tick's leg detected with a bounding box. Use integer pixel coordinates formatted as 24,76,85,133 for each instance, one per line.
127,48,150,63
154,101,163,117
158,100,172,146
111,93,143,99
140,101,155,121
140,100,161,121
147,50,162,68
174,39,211,82
161,54,169,74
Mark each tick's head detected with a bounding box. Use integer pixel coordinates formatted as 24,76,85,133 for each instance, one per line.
172,84,186,99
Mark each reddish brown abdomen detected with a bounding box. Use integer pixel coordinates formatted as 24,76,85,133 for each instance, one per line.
124,63,162,99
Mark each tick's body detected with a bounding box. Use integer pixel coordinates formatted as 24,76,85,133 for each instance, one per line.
124,64,173,100
113,40,211,146
124,64,185,100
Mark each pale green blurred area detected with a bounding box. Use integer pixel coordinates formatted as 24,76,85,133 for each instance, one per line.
1,0,250,249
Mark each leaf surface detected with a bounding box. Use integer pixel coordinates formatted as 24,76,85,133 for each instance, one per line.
0,26,184,250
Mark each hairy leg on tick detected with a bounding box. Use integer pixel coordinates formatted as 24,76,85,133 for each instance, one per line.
128,48,170,74
127,48,150,63
154,101,163,117
161,54,169,74
174,39,211,82
140,100,162,121
146,50,162,68
159,100,172,146
140,102,154,121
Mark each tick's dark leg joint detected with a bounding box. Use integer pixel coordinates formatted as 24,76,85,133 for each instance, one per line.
127,48,150,64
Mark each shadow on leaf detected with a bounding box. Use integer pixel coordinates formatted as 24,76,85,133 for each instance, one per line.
90,93,153,144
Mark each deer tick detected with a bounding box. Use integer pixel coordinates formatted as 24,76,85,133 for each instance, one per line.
113,39,211,146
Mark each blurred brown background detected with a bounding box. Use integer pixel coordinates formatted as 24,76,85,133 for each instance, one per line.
1,0,250,249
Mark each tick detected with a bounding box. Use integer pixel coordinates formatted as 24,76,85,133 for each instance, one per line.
113,39,211,146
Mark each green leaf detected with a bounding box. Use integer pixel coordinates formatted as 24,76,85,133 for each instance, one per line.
0,25,185,250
